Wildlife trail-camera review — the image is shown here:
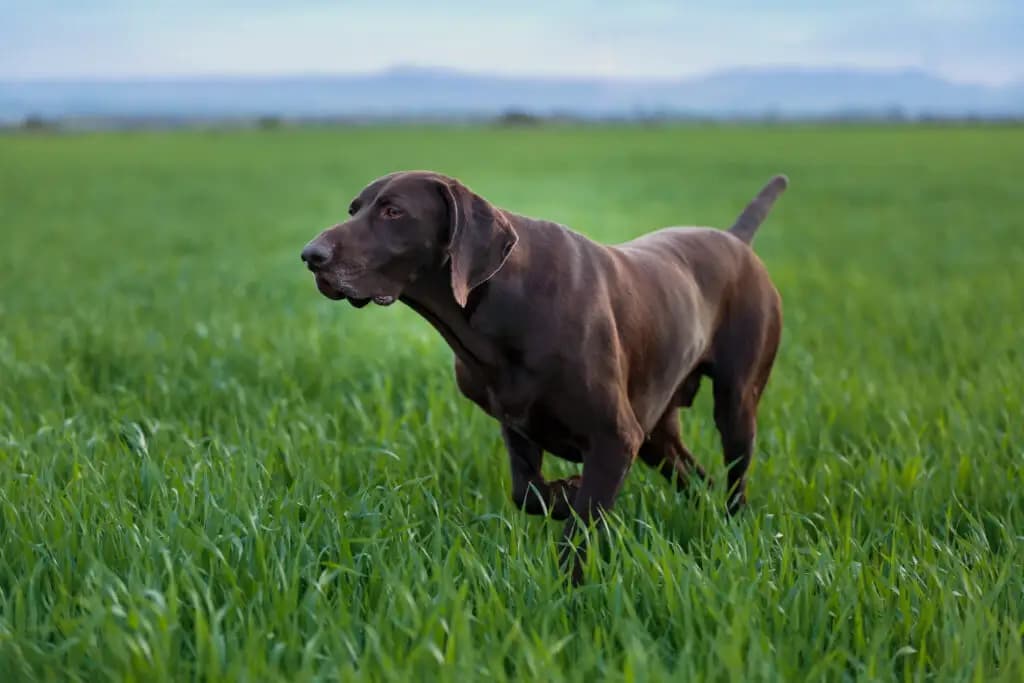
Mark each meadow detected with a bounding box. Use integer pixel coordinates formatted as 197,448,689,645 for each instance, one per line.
0,123,1021,681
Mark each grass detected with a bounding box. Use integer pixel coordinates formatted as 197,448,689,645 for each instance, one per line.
0,123,1021,681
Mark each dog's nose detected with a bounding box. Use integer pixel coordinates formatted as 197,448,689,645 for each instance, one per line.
301,241,332,269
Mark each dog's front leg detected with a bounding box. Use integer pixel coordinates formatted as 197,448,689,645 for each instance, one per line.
502,425,577,519
559,430,639,585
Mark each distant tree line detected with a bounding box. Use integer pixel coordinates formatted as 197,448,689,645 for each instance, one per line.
6,108,1023,133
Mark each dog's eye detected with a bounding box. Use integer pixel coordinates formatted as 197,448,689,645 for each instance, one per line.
381,205,403,219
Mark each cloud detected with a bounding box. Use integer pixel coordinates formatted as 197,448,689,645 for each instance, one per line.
0,0,1020,84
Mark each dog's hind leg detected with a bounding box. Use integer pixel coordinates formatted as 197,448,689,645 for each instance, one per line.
711,301,781,514
638,404,710,493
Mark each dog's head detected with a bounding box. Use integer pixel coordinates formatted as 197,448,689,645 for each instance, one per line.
301,171,518,308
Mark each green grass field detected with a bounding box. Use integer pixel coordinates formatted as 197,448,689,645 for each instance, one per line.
1,124,1021,681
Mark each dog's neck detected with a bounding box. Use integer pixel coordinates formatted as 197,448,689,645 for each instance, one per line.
399,267,502,378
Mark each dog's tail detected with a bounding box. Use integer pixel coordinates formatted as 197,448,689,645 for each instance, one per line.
728,174,789,245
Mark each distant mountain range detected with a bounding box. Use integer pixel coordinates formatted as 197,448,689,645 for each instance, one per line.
2,66,1022,123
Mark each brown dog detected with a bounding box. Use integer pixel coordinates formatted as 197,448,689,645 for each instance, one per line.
301,171,787,582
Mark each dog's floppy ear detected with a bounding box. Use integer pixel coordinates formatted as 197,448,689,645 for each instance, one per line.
441,179,518,307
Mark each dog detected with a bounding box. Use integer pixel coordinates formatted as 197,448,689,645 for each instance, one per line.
301,171,787,583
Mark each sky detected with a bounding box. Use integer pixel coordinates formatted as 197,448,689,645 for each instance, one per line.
1,0,1022,86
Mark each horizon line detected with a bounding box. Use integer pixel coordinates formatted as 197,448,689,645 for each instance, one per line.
2,63,1020,89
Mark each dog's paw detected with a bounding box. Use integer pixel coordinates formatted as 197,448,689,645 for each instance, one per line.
726,491,747,516
550,475,581,493
547,476,581,520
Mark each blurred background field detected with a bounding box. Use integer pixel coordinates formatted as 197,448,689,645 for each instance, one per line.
0,123,1021,680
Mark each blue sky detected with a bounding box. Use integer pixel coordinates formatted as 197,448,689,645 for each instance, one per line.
2,1,1021,85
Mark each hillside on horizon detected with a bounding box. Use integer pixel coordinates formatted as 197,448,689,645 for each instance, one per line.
2,65,1022,123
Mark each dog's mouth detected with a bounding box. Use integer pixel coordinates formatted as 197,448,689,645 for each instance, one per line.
313,272,347,300
313,272,397,308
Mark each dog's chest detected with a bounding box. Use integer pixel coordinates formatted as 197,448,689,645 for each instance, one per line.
483,373,538,428
455,360,582,461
